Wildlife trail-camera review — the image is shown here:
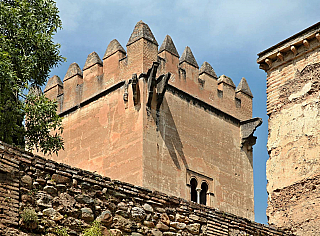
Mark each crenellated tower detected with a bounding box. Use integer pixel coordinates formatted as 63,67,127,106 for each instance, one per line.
43,21,261,220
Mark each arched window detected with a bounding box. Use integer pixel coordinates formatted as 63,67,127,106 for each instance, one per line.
200,182,208,205
190,178,197,203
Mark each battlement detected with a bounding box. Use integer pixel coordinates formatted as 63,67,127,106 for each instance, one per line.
45,21,253,121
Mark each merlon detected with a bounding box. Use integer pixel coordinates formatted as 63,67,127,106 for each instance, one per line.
64,62,83,82
103,39,126,60
127,20,158,46
179,46,199,68
83,52,103,71
199,61,217,79
159,35,179,57
44,75,63,92
236,77,253,97
218,75,236,88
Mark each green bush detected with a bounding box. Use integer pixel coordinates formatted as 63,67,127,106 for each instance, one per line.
21,207,38,230
56,227,70,236
21,208,38,223
82,221,103,236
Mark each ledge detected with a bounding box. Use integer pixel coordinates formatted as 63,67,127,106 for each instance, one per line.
257,22,320,71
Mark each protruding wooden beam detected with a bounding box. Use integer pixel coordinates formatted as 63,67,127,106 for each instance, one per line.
265,58,272,67
277,52,284,61
316,33,320,42
290,45,297,56
303,39,310,49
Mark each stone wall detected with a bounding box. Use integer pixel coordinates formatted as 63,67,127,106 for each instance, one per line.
0,142,288,235
257,22,320,235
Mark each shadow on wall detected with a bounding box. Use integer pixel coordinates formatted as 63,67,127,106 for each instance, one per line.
151,97,189,171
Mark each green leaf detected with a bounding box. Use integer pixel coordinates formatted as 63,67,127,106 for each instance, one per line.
0,0,64,154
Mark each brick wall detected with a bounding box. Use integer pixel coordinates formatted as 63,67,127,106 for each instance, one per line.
0,143,20,231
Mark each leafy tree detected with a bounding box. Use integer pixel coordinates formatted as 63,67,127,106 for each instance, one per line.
0,0,65,155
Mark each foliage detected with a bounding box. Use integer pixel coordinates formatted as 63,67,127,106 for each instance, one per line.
25,92,64,155
0,0,65,154
21,207,38,224
56,227,70,236
82,221,103,236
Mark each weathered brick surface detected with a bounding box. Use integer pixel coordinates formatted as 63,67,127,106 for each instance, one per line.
258,22,320,235
267,174,320,235
0,145,20,229
0,142,288,235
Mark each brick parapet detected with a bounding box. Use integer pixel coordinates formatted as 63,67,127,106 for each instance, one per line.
0,141,288,235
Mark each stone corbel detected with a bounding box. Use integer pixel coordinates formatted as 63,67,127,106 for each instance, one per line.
123,74,140,107
143,62,171,110
123,80,131,109
131,73,139,105
259,63,269,71
123,80,130,102
156,72,171,110
240,117,263,149
146,62,160,108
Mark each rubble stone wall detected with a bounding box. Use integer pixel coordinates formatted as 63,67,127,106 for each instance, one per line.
0,142,287,236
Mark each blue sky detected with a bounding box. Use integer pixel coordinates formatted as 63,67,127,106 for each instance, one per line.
50,0,319,224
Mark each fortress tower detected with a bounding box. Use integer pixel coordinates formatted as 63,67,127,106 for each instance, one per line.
44,21,261,220
258,22,320,235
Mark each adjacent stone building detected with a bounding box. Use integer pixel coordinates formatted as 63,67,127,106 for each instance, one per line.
43,21,261,220
257,22,320,235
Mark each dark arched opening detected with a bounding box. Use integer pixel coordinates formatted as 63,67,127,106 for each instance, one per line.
190,178,197,203
200,182,208,205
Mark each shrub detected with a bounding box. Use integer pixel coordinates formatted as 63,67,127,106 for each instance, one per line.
56,227,70,236
82,221,103,236
21,208,38,230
